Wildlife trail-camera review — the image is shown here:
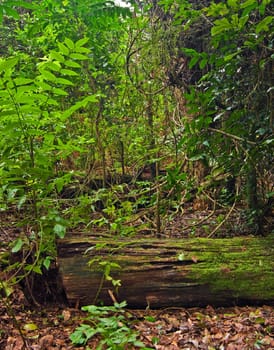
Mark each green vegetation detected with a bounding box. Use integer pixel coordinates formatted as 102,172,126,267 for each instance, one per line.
0,0,273,346
70,301,152,349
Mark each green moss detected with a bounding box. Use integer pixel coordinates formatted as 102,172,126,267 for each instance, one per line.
188,237,274,299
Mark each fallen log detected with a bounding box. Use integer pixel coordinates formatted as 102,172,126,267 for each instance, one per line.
57,236,274,308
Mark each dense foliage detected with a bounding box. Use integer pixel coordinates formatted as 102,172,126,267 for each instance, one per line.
0,0,273,298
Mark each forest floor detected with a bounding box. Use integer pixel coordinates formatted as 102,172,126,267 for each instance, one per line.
1,290,274,350
1,206,274,349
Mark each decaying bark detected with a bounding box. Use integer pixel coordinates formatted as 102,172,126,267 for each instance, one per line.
57,236,274,308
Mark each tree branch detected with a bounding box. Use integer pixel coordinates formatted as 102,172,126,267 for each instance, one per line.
208,127,257,145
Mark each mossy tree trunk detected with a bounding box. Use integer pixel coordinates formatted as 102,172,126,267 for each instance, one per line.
57,236,274,308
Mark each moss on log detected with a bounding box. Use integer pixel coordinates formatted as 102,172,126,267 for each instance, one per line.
57,236,274,308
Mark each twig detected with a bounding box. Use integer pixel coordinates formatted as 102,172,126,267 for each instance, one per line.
207,185,239,238
0,281,30,349
108,289,118,304
179,201,217,233
208,127,257,145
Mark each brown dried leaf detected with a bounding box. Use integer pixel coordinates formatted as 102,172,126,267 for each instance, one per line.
62,309,71,323
39,334,54,349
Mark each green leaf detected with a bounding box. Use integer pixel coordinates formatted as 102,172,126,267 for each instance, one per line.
202,140,210,147
62,95,98,118
16,85,36,96
75,37,89,47
58,42,70,56
70,324,97,345
45,61,61,72
64,60,81,68
258,1,267,15
144,316,156,322
47,98,59,106
60,68,78,76
255,317,265,324
74,46,90,54
199,58,208,69
4,6,20,19
64,38,74,50
211,18,232,36
189,55,200,69
56,77,73,86
0,90,9,98
23,323,38,331
0,57,18,72
50,51,65,62
33,266,43,274
11,238,24,253
239,15,249,29
255,16,273,33
17,195,27,209
227,0,239,8
13,1,37,10
54,176,67,192
69,53,89,60
20,104,41,112
0,281,13,297
81,95,99,105
35,80,52,91
43,256,52,270
6,80,15,89
264,138,273,145
33,94,48,103
240,0,257,8
0,110,17,118
52,87,68,96
224,51,241,61
53,224,66,238
40,70,56,82
14,78,33,86
266,191,274,198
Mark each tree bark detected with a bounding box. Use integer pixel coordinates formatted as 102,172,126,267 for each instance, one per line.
57,236,274,308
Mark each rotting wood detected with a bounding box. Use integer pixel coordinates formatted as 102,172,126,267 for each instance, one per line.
57,236,274,308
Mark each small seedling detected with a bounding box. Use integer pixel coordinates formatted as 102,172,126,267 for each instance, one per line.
70,301,153,349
